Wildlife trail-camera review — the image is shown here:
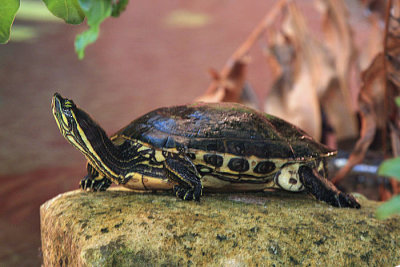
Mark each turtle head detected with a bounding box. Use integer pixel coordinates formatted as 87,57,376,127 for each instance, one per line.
52,93,78,138
51,93,105,153
52,93,124,182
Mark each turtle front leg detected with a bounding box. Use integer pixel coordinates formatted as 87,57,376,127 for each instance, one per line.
80,164,112,191
298,166,361,209
164,158,203,201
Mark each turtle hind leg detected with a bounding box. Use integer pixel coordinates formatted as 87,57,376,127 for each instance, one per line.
164,158,203,201
80,164,112,192
298,166,361,209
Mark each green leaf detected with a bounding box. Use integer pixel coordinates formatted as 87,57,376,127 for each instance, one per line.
0,0,20,44
378,157,400,180
74,0,112,59
111,0,129,17
75,26,99,59
376,195,400,219
17,1,63,22
79,0,112,26
396,96,400,108
42,0,85,24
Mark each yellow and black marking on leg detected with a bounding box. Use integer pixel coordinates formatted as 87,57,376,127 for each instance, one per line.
164,158,202,201
80,164,112,191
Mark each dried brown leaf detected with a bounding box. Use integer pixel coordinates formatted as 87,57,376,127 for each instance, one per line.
385,0,400,198
332,91,377,183
196,0,286,109
195,58,259,109
358,14,384,71
360,53,386,125
360,0,387,18
264,2,336,140
379,183,393,201
316,0,358,140
385,0,400,155
332,53,384,183
334,1,400,191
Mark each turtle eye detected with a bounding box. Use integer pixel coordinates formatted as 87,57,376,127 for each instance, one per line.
64,100,74,108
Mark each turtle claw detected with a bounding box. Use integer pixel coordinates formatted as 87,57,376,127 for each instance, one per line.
173,185,201,201
173,185,188,199
80,164,112,192
80,175,112,192
336,192,361,209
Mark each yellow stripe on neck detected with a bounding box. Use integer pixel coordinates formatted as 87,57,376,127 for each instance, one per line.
71,111,120,182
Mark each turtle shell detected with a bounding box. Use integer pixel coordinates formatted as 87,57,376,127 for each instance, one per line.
116,102,335,160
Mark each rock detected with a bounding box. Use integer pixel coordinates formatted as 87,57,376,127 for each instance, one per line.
41,188,400,266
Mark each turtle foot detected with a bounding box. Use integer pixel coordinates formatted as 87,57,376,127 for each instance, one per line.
80,175,112,192
299,165,361,209
336,192,361,209
173,185,202,201
165,158,203,201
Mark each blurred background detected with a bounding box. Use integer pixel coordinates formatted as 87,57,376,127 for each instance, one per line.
0,0,385,265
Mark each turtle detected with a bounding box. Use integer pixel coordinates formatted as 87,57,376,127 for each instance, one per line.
52,93,360,208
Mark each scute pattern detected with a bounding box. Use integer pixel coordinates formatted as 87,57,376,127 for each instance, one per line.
116,102,335,159
228,158,250,172
203,154,223,167
227,141,245,155
254,161,276,174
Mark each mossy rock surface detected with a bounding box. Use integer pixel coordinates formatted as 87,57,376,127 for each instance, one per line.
40,188,400,266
